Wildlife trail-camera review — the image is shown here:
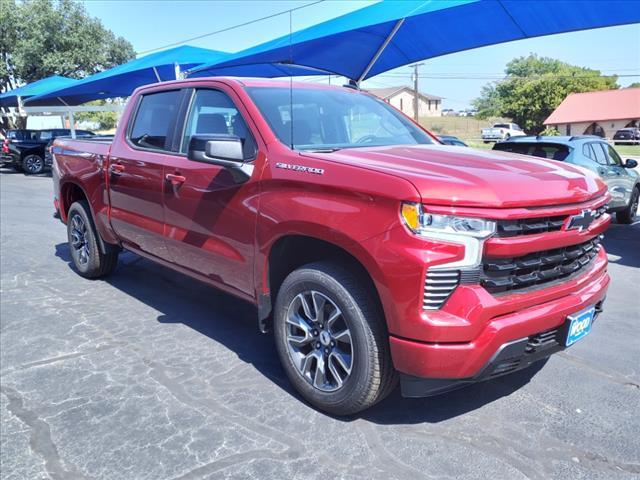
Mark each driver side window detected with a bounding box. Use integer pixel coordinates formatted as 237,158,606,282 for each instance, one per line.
181,89,257,161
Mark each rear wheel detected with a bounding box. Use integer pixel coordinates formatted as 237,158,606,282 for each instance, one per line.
616,187,639,224
67,201,119,278
273,262,396,415
22,154,45,175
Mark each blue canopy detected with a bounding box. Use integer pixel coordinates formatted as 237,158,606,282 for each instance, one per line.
0,76,77,107
24,46,229,106
187,0,640,82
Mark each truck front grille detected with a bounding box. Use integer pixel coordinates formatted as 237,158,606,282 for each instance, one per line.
481,236,601,294
496,204,607,237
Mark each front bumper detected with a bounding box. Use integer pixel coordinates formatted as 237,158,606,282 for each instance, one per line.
390,250,609,380
400,297,605,397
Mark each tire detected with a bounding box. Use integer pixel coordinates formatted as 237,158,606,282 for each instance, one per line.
273,261,397,415
67,201,119,278
616,187,639,224
22,154,45,175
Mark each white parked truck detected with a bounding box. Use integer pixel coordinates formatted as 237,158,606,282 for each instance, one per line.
481,123,526,142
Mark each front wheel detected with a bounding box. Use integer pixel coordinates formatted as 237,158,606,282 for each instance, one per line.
273,262,396,415
67,201,119,278
22,154,45,175
616,187,639,224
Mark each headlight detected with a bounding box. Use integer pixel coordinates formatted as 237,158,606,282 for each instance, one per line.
401,202,496,238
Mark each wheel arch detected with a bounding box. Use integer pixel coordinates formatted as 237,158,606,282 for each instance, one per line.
260,233,385,333
60,181,119,255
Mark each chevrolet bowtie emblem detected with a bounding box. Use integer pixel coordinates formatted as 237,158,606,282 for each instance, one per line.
565,209,596,232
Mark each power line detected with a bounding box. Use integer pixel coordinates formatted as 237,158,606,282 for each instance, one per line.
375,73,639,80
136,0,326,55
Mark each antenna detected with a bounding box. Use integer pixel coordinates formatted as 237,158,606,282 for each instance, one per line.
289,10,294,150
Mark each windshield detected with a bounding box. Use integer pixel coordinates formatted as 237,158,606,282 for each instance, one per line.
245,86,434,150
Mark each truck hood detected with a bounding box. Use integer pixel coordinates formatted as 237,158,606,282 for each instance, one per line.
303,145,606,208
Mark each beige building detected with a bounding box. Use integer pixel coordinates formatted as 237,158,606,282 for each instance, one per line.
544,88,639,139
368,86,442,118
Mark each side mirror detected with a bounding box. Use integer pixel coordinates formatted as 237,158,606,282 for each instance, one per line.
187,134,253,180
624,158,638,169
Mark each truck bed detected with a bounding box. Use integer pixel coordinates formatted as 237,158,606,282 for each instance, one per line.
54,136,113,156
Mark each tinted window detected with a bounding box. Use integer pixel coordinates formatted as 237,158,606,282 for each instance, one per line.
494,124,510,129
590,143,608,165
493,142,569,160
246,87,433,150
605,145,623,166
130,90,182,151
181,89,256,160
582,144,594,160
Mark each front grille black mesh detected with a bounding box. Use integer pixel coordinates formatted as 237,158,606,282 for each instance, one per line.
496,204,607,237
481,237,601,294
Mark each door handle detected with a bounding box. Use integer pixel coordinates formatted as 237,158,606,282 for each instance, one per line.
109,163,125,175
165,173,186,186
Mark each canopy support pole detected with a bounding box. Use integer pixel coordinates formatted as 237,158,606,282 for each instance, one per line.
153,67,162,82
356,18,404,85
68,111,76,139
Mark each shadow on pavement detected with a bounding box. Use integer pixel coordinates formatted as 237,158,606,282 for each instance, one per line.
0,166,52,177
602,221,640,269
55,242,549,423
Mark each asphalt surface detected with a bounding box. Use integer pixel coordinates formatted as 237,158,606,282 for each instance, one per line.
1,169,639,480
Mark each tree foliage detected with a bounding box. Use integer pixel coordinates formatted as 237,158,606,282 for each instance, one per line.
473,55,618,133
1,0,135,130
74,100,120,131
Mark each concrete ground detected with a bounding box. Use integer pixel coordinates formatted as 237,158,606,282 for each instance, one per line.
1,169,639,480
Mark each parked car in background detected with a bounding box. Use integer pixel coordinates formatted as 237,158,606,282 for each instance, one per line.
51,78,611,415
1,128,95,174
437,135,468,147
494,136,639,223
481,123,526,142
613,127,640,145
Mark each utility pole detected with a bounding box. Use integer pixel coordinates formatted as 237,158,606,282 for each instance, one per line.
411,63,425,124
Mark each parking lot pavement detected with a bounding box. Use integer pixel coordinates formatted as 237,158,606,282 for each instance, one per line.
1,170,639,480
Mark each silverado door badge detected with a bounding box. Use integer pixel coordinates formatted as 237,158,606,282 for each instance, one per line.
275,162,324,175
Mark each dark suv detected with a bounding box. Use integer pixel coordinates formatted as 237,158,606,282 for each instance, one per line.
1,128,95,174
613,127,640,145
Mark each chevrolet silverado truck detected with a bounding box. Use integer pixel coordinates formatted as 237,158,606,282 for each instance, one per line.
51,78,611,415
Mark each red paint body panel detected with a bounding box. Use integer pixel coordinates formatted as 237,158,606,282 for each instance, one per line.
52,77,611,384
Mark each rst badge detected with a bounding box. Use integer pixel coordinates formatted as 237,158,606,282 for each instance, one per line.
275,162,324,175
564,209,596,232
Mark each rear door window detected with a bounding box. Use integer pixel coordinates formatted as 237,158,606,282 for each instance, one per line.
129,90,182,151
590,143,608,165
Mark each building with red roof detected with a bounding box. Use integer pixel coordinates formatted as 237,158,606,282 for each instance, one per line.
544,87,639,138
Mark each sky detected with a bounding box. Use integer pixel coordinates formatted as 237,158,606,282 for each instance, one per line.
82,0,640,110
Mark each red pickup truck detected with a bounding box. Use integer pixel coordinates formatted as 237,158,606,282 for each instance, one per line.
52,78,611,415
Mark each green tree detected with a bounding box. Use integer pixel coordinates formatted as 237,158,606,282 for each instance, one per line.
627,82,640,88
473,55,618,133
74,100,120,132
1,0,135,131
